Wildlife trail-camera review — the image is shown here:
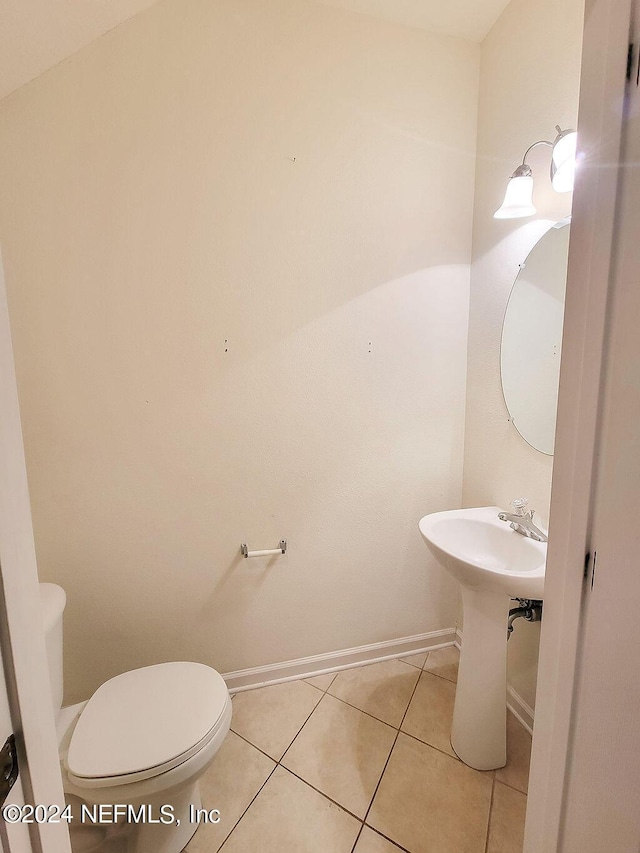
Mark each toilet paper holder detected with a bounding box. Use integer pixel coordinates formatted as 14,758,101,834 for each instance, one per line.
240,540,287,558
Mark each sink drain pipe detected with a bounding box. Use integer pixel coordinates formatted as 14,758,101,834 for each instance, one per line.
507,598,543,640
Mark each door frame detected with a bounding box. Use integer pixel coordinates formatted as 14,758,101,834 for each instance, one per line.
0,252,71,853
523,0,634,849
0,2,633,851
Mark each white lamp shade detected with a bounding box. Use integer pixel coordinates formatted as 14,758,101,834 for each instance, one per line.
551,131,577,192
494,175,537,219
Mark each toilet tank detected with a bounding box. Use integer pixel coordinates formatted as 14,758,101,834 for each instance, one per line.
38,583,66,713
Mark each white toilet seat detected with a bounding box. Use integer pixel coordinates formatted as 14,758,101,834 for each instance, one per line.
66,662,230,789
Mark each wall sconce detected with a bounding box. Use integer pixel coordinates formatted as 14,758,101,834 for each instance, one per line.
494,126,577,219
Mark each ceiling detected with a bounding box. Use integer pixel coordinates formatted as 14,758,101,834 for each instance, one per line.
0,0,160,101
315,0,512,42
0,0,511,102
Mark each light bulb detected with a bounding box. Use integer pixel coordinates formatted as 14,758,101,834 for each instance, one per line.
551,130,577,192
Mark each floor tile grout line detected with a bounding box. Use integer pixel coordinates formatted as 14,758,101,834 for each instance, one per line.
362,667,423,829
422,668,458,684
278,690,327,764
494,777,529,796
232,662,512,790
229,653,530,850
234,660,445,753
483,776,497,853
270,674,423,835
234,660,454,749
231,682,326,766
325,677,419,732
398,728,495,773
264,680,416,837
419,652,459,685
275,764,367,824
360,732,406,828
219,739,500,853
305,672,338,692
228,728,278,763
216,762,279,852
304,673,338,694
233,684,449,799
361,823,414,853
235,667,436,844
325,691,402,728
348,822,365,853
322,672,461,739
223,654,530,853
306,663,460,755
222,734,368,847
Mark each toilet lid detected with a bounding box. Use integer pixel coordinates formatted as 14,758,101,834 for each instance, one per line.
66,662,229,783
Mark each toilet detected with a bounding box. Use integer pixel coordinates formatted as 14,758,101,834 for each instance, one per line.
39,583,232,853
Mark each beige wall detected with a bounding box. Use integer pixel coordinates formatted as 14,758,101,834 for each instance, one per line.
465,0,583,708
0,0,479,703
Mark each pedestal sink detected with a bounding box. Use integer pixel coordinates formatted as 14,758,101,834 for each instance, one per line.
418,506,546,770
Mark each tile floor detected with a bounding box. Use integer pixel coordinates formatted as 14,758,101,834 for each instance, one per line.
185,646,532,853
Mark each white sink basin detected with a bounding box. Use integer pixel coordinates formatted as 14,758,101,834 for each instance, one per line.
418,506,545,599
418,505,547,771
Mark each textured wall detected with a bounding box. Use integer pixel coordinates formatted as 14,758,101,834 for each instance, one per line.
465,0,584,708
0,0,479,703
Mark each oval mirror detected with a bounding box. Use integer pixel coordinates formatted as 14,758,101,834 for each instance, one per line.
500,220,570,455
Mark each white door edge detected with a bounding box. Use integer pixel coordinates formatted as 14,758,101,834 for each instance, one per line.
523,0,633,850
0,250,71,853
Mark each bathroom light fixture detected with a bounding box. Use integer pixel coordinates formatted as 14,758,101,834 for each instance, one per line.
494,126,578,219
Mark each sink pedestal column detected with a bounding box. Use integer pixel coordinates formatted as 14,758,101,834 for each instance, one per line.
451,587,509,770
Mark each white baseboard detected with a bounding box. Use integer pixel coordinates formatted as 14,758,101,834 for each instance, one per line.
455,628,535,734
223,627,457,693
507,686,534,735
224,627,535,734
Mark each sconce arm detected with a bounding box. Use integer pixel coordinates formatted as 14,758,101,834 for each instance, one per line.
521,138,554,166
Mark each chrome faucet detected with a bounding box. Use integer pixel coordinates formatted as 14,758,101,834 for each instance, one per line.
498,498,548,543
